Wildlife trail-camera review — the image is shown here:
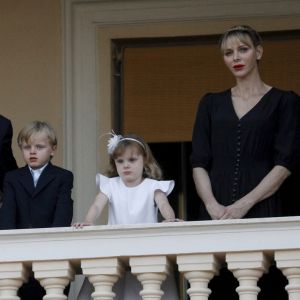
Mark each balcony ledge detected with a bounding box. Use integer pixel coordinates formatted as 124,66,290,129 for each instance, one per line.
1,216,300,263
1,217,300,299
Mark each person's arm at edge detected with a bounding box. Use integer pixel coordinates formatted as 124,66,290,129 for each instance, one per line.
0,120,17,192
0,174,17,229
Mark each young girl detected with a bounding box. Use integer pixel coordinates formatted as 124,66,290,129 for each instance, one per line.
74,132,180,300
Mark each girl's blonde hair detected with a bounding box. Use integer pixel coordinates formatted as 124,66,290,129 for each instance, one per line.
106,134,163,180
220,25,262,53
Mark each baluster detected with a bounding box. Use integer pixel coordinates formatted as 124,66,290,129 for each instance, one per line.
177,253,220,300
33,260,74,300
226,251,270,300
0,262,28,300
81,257,124,300
130,256,171,300
275,250,300,300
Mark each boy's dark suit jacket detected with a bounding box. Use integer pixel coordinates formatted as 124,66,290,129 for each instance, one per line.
0,162,73,300
0,115,18,192
0,162,73,229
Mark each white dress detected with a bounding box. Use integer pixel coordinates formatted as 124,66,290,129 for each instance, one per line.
97,174,174,225
77,174,179,300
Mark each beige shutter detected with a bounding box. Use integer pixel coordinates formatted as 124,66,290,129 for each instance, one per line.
122,35,300,142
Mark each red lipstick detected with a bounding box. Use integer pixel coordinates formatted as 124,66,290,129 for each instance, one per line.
233,64,245,70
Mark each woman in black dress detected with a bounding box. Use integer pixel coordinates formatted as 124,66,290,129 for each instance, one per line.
191,25,300,300
191,25,300,220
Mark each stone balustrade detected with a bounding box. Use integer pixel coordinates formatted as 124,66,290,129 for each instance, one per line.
1,217,300,300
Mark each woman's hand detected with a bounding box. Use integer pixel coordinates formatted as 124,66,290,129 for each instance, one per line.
220,198,253,219
206,201,227,220
220,165,291,219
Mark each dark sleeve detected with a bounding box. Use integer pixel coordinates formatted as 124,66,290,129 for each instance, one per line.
0,173,17,229
0,119,18,192
274,91,300,172
190,93,213,170
52,170,74,227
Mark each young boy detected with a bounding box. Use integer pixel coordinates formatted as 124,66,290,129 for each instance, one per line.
0,120,73,300
0,120,73,229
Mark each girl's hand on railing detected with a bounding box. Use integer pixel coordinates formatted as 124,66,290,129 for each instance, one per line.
72,222,93,229
163,218,184,222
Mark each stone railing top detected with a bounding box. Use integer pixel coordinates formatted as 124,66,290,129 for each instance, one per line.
0,216,300,263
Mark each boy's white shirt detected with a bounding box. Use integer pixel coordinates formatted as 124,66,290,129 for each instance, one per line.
29,163,48,186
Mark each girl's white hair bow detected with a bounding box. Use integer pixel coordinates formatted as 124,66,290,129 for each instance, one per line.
106,130,146,155
107,131,122,155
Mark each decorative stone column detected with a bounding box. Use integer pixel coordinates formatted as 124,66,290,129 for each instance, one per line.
275,250,300,300
130,256,171,300
33,260,75,300
226,251,270,300
177,253,221,300
0,262,29,300
81,257,124,300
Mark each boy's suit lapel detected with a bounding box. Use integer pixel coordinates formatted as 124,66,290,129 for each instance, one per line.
18,163,56,197
18,166,35,195
33,163,56,196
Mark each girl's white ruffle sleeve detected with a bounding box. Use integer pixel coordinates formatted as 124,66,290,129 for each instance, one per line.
154,180,174,196
95,173,111,198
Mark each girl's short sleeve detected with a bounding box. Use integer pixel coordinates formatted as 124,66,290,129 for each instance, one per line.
154,180,175,196
95,173,111,199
